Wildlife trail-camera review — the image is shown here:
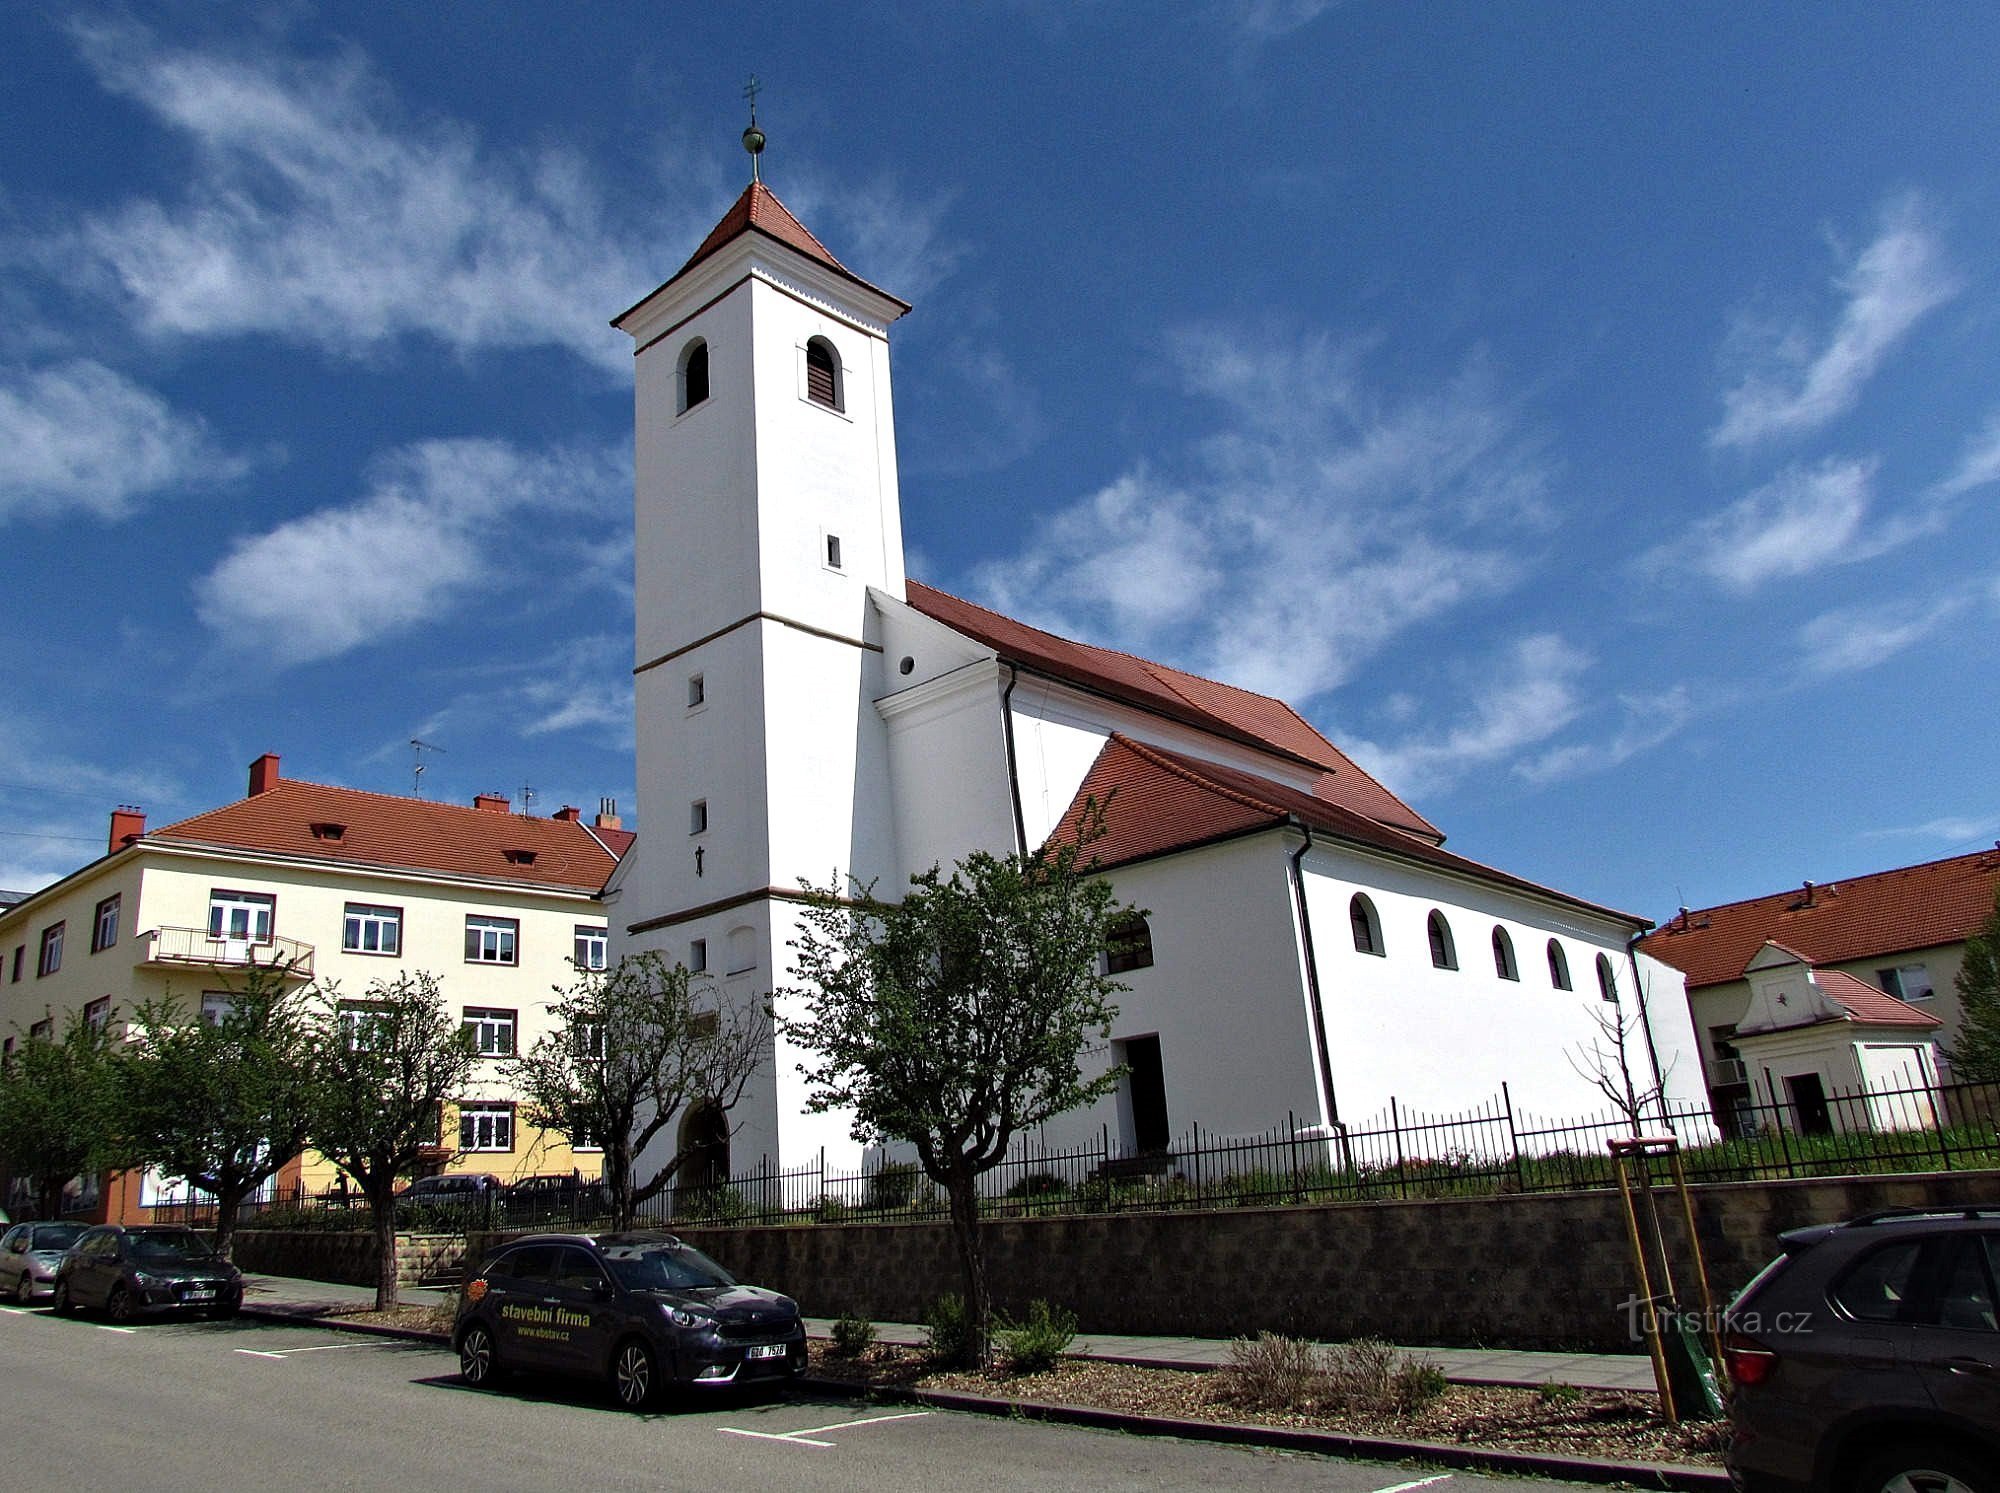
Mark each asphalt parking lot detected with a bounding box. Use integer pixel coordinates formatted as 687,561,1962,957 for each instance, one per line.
0,1302,1602,1492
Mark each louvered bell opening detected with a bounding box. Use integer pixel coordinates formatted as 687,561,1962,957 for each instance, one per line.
805,342,837,407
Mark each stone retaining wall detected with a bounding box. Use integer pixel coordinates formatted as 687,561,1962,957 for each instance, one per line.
232,1170,2000,1349
672,1169,2000,1352
230,1230,467,1289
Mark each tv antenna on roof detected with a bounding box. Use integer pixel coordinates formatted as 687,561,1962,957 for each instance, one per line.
520,782,537,817
410,738,445,797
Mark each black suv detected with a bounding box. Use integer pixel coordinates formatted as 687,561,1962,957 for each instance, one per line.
452,1231,806,1409
1724,1205,2000,1493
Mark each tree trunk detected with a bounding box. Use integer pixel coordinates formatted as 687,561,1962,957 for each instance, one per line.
944,1166,989,1367
369,1178,400,1310
214,1178,246,1263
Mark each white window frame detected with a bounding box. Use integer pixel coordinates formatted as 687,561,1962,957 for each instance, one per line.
200,992,236,1025
573,925,608,971
465,916,519,966
92,895,120,954
463,1007,518,1058
208,890,275,944
458,1103,515,1153
343,903,403,956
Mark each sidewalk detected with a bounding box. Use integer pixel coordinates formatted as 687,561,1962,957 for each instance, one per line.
241,1275,1651,1393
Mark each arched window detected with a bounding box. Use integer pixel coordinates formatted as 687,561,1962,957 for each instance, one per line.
805,335,842,410
1547,939,1572,990
677,338,709,414
1349,894,1384,956
1492,926,1518,981
1105,914,1154,974
1427,910,1457,970
677,1102,730,1192
1596,953,1619,1003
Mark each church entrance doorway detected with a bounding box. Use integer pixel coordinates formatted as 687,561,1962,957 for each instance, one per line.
1117,1035,1170,1155
678,1101,731,1189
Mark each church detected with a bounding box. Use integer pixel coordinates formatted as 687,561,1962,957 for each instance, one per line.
601,157,1704,1187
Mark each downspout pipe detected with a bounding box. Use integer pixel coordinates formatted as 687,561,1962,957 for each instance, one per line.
1000,663,1027,857
1625,930,1674,1134
1286,819,1350,1168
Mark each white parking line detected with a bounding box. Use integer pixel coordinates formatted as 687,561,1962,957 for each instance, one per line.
233,1342,381,1361
720,1410,932,1449
1372,1477,1452,1493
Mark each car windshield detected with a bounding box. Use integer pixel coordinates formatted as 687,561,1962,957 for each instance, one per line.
30,1224,85,1251
129,1233,214,1265
601,1244,738,1292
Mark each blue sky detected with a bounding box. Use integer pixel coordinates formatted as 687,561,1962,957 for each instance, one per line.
2,2,1995,921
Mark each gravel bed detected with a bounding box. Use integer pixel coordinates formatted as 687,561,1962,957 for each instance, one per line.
808,1343,1728,1467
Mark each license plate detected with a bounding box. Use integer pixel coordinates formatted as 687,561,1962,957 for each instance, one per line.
184,1289,216,1301
745,1343,786,1360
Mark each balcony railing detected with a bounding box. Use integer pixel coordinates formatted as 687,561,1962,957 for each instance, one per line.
139,927,315,978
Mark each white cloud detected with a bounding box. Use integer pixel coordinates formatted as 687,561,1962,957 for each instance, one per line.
968,326,1551,705
1338,635,1592,799
1937,411,2000,496
1794,593,1967,678
1651,458,1877,591
1516,685,1696,787
193,439,622,668
1230,0,1346,42
51,22,657,372
1863,813,2000,843
0,360,249,522
785,171,964,308
516,635,635,744
1711,195,1958,450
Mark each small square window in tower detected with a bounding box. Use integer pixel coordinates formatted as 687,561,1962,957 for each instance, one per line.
824,533,843,570
689,799,708,835
687,672,705,709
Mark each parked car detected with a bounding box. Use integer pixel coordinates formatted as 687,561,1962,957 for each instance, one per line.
502,1174,606,1225
0,1221,87,1303
396,1173,501,1218
51,1225,244,1321
453,1231,806,1409
1724,1205,2000,1493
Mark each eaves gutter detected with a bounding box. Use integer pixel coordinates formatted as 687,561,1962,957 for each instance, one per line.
141,839,611,902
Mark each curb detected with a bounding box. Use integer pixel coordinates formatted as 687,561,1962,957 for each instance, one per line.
801,1375,1729,1491
235,1309,1726,1490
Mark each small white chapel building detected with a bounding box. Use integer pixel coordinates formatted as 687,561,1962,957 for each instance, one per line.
601,169,1704,1187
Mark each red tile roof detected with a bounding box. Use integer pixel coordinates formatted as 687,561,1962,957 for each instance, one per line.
149,775,627,895
1045,735,1643,926
618,182,910,323
1638,847,2000,989
904,581,1443,844
1811,967,1942,1029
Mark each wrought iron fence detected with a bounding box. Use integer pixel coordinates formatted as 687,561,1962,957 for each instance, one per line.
126,1075,2000,1235
648,1075,2000,1228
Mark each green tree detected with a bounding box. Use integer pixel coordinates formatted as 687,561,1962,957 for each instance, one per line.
517,952,768,1230
117,969,319,1261
1945,889,2000,1082
0,1009,126,1219
780,814,1129,1364
303,973,477,1308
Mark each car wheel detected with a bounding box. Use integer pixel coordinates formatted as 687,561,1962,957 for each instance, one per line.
50,1279,72,1316
14,1274,32,1305
209,1300,240,1321
611,1338,659,1410
458,1324,500,1388
105,1285,135,1324
1851,1443,1992,1493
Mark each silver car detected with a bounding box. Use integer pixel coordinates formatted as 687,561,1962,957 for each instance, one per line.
0,1222,87,1303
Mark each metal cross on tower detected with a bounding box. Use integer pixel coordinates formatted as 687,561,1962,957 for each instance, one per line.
741,74,766,182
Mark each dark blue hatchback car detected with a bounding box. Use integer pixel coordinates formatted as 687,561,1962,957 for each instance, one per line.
453,1231,806,1409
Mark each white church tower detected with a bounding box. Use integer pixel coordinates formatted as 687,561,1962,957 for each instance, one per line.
608,128,911,1179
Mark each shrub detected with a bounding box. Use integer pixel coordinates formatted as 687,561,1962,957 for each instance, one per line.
811,1195,852,1224
863,1161,919,1212
923,1292,976,1367
239,1205,373,1233
995,1298,1076,1374
676,1184,749,1223
830,1311,876,1357
1327,1337,1447,1414
1536,1379,1583,1405
1224,1332,1327,1409
1003,1172,1066,1199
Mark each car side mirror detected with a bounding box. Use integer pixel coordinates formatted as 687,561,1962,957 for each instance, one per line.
591,1279,614,1301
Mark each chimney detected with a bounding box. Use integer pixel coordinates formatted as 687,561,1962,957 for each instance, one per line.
474,792,511,814
248,753,281,796
1801,879,1815,908
595,796,622,831
553,806,581,823
108,806,146,854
